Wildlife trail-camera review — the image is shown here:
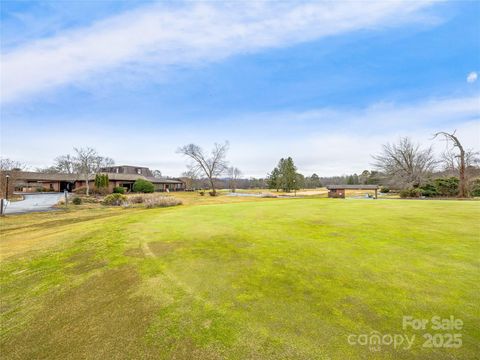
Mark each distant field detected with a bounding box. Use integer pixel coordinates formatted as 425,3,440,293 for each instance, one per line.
1,197,479,359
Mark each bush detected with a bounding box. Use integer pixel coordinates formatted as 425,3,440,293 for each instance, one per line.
94,174,109,189
209,191,217,197
102,193,127,206
419,183,438,197
143,196,182,208
113,186,125,194
91,186,109,196
199,191,205,196
128,195,144,204
125,194,182,208
133,179,154,193
73,186,87,195
470,178,480,197
399,188,422,198
72,197,82,205
434,177,459,197
380,186,390,193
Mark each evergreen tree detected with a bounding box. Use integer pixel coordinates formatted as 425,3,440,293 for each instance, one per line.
295,173,305,189
267,166,281,191
280,157,297,192
310,173,321,188
267,157,302,192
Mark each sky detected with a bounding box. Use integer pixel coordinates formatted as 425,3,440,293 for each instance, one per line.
1,0,479,177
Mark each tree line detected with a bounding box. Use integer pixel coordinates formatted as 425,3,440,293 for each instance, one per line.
2,129,479,198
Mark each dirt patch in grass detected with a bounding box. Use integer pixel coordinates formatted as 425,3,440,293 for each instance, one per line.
147,242,183,257
1,266,160,359
124,247,145,258
65,250,108,275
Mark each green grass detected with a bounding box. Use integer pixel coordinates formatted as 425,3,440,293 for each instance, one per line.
1,198,479,359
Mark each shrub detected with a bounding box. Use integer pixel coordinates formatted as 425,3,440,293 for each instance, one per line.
433,177,459,197
470,178,480,197
209,191,217,197
73,186,87,194
133,179,154,193
399,188,422,198
94,174,109,189
91,186,109,196
125,194,182,208
143,196,182,208
419,183,438,197
102,193,127,206
128,195,144,204
199,191,205,196
113,186,125,194
36,187,47,192
380,186,390,193
72,197,82,205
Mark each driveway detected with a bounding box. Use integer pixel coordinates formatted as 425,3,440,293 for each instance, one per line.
4,193,65,214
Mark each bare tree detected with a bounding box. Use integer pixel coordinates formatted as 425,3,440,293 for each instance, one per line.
92,156,114,173
152,169,162,178
73,147,100,196
441,148,479,173
0,158,25,171
433,130,475,198
54,154,76,174
228,166,242,192
373,137,436,188
177,142,229,196
0,158,26,198
181,169,198,190
36,166,60,173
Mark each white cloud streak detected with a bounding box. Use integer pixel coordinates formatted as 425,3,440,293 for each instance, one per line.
1,1,437,103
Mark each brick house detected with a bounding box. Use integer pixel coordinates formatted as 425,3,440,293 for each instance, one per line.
9,165,185,193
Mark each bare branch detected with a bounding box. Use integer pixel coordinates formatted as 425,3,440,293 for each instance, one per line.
177,142,229,195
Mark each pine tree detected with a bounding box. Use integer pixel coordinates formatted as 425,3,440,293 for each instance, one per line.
267,157,301,192
94,174,101,188
267,167,281,191
280,157,297,192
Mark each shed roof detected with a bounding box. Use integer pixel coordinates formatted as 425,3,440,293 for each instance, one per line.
326,184,379,190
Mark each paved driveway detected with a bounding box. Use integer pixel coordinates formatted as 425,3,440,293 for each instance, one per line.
4,193,65,214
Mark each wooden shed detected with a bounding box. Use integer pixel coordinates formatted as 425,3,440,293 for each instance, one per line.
326,184,379,199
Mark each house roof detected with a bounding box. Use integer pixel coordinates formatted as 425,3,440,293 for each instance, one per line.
326,184,379,190
8,171,79,181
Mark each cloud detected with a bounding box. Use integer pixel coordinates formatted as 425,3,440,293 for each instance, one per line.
1,1,437,104
467,71,478,83
2,95,478,176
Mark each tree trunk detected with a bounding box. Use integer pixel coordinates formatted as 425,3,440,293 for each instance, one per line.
209,178,216,196
434,131,467,198
459,148,466,198
85,173,90,196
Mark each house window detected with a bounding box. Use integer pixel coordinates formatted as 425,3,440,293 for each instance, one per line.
137,168,141,174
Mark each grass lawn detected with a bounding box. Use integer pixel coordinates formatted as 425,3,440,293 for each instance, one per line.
1,197,479,359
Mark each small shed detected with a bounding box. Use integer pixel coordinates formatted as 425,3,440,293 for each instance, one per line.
326,184,379,199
